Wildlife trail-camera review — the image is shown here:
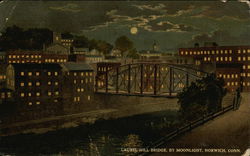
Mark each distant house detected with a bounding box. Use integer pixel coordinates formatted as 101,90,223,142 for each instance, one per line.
110,48,122,57
72,47,89,55
44,43,70,55
85,49,105,63
139,50,162,59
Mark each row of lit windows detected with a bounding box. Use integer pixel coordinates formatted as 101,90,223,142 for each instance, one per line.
20,72,41,76
237,56,250,61
73,96,91,101
71,72,93,77
204,57,211,61
8,55,42,59
48,72,59,76
28,101,41,106
98,67,113,72
180,49,234,55
237,49,250,54
9,60,42,64
20,82,41,87
20,92,41,97
218,74,239,79
45,59,67,63
241,73,250,77
215,57,232,62
1,92,11,99
243,65,250,69
226,82,239,86
61,39,73,42
0,75,6,80
62,43,72,46
73,78,92,84
77,88,84,92
20,91,59,97
242,82,250,86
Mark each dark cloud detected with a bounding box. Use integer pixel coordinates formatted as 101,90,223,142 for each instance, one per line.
182,29,250,47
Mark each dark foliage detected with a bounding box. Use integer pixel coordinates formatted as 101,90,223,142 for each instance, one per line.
177,73,227,121
0,25,53,50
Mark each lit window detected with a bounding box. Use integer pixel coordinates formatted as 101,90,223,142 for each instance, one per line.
204,57,207,61
28,72,32,76
235,82,238,86
190,51,192,55
87,95,91,101
36,101,40,105
48,92,52,96
48,72,51,76
207,51,210,55
248,82,250,86
74,80,77,84
20,93,25,97
36,82,40,86
28,93,32,97
212,50,215,54
74,72,77,76
20,82,25,87
26,55,29,58
194,51,196,55
231,82,234,86
8,55,12,58
86,72,89,76
55,91,59,95
185,51,188,55
90,72,93,76
243,65,246,69
77,88,81,92
227,74,230,78
201,51,203,55
229,57,232,61
229,50,232,54
55,82,58,86
248,57,250,61
227,82,230,86
48,81,52,85
225,57,228,61
235,74,238,78
28,82,32,86
36,92,40,96
219,74,222,77
243,57,246,61
243,50,246,53
225,50,228,54
7,92,11,98
55,72,58,76
204,51,206,55
20,72,25,76
220,50,223,54
216,50,219,54
36,72,40,76
243,82,245,86
248,49,250,53
81,88,84,92
28,102,32,106
220,57,223,61
248,73,250,77
248,65,250,69
81,72,84,76
216,57,219,61
231,74,234,79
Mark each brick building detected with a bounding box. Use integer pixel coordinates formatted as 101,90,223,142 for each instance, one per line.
179,45,250,92
6,50,68,64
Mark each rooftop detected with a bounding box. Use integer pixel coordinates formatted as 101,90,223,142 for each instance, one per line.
61,62,93,71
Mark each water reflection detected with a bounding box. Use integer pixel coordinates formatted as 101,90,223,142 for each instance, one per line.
0,110,181,156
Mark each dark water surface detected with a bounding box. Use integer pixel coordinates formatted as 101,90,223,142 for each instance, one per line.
0,110,181,156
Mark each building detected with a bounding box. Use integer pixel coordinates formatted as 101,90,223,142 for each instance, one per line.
53,32,74,48
139,50,162,60
179,45,250,92
72,47,89,55
0,52,6,63
0,63,7,82
6,50,68,64
6,63,63,110
61,62,94,112
44,43,70,55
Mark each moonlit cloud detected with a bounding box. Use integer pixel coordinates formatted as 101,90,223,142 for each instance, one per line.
49,3,82,13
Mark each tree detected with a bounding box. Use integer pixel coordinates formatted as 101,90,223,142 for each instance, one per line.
127,48,139,59
115,36,133,56
72,35,89,48
177,73,227,121
0,25,53,50
96,40,113,56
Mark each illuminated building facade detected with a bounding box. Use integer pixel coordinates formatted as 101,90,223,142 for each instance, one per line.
6,51,68,64
61,63,94,113
179,45,250,92
6,64,63,109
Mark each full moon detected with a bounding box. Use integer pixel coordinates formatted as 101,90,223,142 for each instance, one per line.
130,27,138,35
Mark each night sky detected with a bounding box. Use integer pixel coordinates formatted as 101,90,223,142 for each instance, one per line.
0,0,250,52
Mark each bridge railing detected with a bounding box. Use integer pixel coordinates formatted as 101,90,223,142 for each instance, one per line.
136,92,241,156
